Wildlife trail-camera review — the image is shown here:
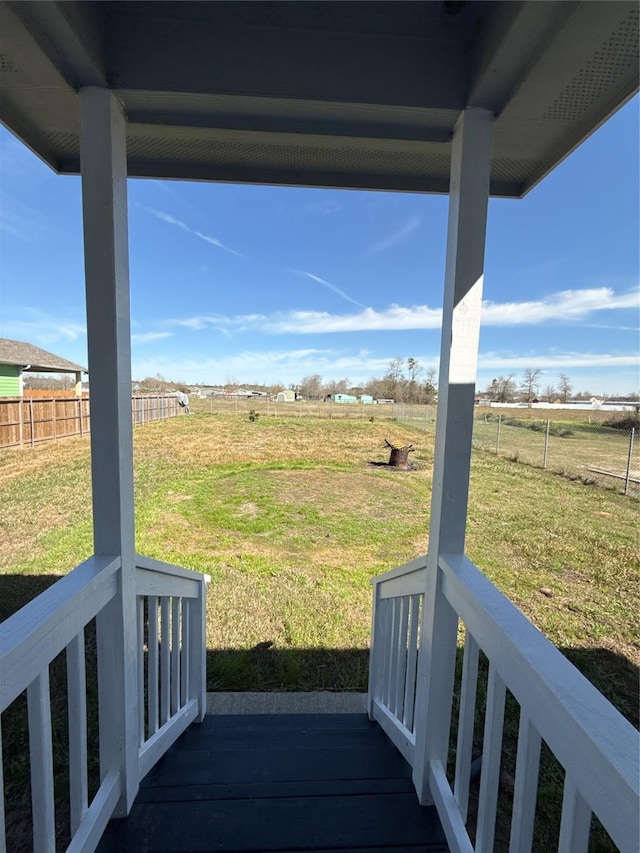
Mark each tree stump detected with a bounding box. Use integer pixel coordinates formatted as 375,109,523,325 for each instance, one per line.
385,439,414,469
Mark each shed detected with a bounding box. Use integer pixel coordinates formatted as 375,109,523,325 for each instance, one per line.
0,338,87,397
359,395,374,405
328,393,357,404
276,389,295,403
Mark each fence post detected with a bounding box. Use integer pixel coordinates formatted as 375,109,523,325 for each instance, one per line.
52,398,57,441
29,398,35,446
496,414,502,455
624,428,635,496
543,419,550,468
18,398,24,448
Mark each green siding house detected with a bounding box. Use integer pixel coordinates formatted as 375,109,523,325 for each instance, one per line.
0,363,20,396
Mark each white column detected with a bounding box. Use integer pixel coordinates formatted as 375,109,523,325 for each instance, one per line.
412,107,494,804
79,86,139,815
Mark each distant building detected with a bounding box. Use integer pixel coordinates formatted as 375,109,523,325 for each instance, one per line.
374,398,395,404
275,389,295,402
359,394,374,405
0,337,86,397
326,393,357,404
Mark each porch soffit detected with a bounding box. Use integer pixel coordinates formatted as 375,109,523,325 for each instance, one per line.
0,1,637,197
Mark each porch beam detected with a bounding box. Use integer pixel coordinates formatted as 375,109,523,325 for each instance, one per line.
79,86,138,816
412,107,494,806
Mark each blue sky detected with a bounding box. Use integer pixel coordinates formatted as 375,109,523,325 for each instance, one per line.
1,97,638,396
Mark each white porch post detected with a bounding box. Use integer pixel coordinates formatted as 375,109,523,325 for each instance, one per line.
412,108,494,804
79,87,139,815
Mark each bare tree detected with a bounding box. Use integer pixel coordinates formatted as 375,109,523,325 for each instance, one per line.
487,375,516,403
385,357,405,401
544,384,557,403
422,368,438,404
520,368,541,405
558,373,572,403
299,374,323,400
324,378,350,396
406,357,424,403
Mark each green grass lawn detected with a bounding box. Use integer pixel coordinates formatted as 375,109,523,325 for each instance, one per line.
1,412,637,705
1,412,637,851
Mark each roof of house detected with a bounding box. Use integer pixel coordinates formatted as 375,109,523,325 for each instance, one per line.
0,338,87,373
0,1,637,198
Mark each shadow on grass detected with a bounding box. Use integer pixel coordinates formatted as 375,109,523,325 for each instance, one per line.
206,646,370,693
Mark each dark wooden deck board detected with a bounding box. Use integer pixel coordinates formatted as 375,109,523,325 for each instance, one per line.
100,713,449,852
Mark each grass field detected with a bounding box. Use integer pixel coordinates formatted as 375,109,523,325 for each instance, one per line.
1,410,637,705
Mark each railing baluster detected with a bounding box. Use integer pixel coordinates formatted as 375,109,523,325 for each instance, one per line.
160,597,170,725
402,593,421,732
66,632,88,835
393,597,409,719
380,599,392,707
387,598,400,714
475,664,506,853
137,597,145,745
558,775,591,853
148,596,159,736
27,671,55,853
386,599,398,707
454,631,479,822
171,597,180,715
509,711,541,852
181,598,190,706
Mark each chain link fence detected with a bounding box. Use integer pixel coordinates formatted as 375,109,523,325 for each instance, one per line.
190,396,638,498
392,405,638,498
472,413,638,497
191,395,442,428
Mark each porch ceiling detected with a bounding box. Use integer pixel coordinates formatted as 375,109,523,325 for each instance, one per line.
0,1,637,197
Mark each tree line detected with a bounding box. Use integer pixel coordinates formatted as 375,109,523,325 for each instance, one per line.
294,358,438,404
483,369,639,404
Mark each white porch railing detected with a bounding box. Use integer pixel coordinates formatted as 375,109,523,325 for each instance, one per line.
135,555,208,780
0,553,209,853
368,556,426,765
369,554,640,853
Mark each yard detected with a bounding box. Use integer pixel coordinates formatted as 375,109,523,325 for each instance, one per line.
1,411,637,720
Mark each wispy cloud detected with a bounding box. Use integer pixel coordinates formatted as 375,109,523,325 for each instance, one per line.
302,199,341,216
143,206,243,257
363,216,421,256
131,331,174,344
0,196,45,241
481,287,639,326
132,348,396,386
0,208,30,240
132,345,637,388
291,270,366,308
161,286,638,337
478,352,638,370
2,309,86,345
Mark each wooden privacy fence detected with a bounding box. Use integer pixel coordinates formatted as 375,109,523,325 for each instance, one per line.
0,395,182,449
